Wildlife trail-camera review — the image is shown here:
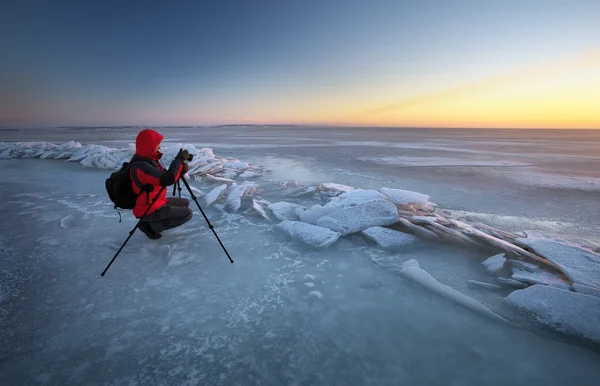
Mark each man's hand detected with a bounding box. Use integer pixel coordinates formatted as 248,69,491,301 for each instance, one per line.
177,149,191,161
181,162,189,174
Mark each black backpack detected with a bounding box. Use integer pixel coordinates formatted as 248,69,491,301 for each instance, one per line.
106,161,138,211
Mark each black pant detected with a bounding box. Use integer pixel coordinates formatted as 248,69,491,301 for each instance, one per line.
142,198,193,233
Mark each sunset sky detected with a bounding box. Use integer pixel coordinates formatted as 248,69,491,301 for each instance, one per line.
1,0,599,128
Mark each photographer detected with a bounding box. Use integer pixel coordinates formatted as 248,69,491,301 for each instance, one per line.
129,129,193,240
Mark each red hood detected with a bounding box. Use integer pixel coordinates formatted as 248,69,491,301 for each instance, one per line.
135,129,164,159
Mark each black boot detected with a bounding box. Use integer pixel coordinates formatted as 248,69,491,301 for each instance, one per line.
138,221,162,240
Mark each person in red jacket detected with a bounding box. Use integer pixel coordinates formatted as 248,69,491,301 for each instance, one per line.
130,129,193,239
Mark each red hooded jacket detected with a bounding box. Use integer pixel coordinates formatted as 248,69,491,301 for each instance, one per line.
129,129,184,218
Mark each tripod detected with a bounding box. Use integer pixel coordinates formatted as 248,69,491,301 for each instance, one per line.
101,175,233,277
177,175,234,264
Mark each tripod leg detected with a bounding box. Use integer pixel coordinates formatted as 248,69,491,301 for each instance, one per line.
179,176,234,264
101,186,167,276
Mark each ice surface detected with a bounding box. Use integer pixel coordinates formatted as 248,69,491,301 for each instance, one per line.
361,226,419,249
276,220,341,248
507,285,600,343
3,129,600,385
268,202,306,221
516,237,600,288
316,199,400,236
400,260,507,324
482,253,506,275
380,187,429,205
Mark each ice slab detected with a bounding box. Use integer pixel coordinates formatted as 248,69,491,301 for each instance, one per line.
400,260,507,324
511,268,569,287
324,189,386,208
318,183,355,193
316,200,400,236
482,253,506,276
239,170,260,179
225,184,249,212
496,277,529,289
507,285,600,343
298,205,338,225
276,220,341,248
380,187,429,205
203,184,227,206
361,226,419,249
516,237,600,288
467,280,503,291
509,260,540,272
573,284,600,298
268,202,306,221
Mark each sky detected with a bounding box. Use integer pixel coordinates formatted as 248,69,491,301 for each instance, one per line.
1,0,599,129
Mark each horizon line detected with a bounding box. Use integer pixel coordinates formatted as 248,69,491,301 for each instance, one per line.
2,124,599,131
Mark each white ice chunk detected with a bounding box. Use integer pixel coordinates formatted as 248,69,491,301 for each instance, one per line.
481,253,506,275
506,285,600,343
223,160,249,170
203,184,227,206
318,183,355,193
467,280,503,291
361,226,419,249
203,174,235,184
402,259,420,269
316,200,400,236
516,237,600,288
380,187,429,205
400,259,507,323
324,189,386,208
276,220,341,248
511,268,569,287
239,170,261,179
573,283,600,298
268,202,306,221
298,205,338,225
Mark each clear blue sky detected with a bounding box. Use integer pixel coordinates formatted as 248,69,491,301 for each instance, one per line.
1,0,599,127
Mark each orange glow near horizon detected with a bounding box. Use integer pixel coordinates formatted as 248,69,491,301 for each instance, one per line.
336,50,600,129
